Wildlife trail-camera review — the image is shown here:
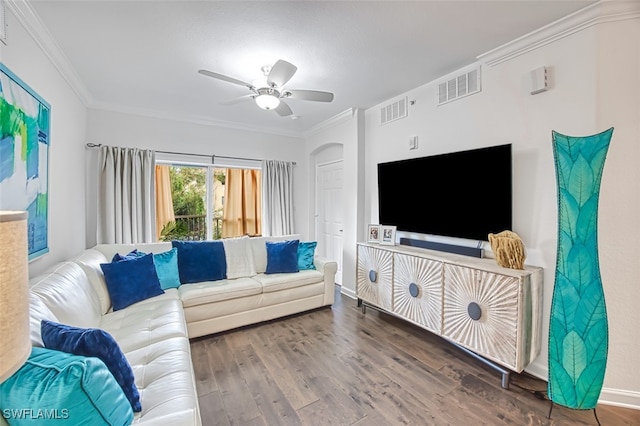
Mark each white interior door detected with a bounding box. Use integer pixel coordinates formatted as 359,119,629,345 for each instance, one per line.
315,160,344,285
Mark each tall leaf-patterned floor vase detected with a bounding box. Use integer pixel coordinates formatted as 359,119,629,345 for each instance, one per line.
548,127,613,423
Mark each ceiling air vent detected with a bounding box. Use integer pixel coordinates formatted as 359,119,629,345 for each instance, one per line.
380,97,408,125
438,67,481,106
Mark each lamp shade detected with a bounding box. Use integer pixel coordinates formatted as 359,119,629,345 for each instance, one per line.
255,94,280,110
0,211,30,383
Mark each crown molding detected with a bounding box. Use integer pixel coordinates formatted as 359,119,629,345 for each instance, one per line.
89,101,305,139
5,0,92,105
304,108,355,138
477,0,640,67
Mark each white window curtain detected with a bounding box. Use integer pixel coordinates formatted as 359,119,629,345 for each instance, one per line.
97,146,156,244
261,160,294,236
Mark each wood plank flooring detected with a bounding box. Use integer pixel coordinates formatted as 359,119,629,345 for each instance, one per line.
190,286,640,426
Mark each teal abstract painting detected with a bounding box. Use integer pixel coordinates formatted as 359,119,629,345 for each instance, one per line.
0,63,51,260
548,127,613,410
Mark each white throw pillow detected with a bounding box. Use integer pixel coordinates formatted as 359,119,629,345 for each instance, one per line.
223,236,256,279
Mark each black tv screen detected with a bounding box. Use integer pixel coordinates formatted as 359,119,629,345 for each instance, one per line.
377,144,512,241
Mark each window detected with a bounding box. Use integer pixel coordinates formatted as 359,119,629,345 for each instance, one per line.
154,154,261,242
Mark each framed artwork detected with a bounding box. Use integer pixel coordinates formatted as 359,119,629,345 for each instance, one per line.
367,224,380,243
0,63,51,260
381,225,397,245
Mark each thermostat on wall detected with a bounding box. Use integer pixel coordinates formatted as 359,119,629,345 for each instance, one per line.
530,66,548,95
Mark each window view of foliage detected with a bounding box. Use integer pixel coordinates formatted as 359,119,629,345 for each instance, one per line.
159,166,207,241
170,166,206,216
159,167,227,241
214,170,225,185
212,169,226,239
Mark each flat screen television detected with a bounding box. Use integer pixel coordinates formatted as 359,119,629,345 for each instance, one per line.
377,144,512,242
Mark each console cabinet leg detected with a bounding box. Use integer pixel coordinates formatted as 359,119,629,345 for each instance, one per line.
501,371,511,390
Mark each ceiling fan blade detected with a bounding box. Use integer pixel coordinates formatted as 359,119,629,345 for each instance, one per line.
286,89,334,102
221,94,254,106
274,100,293,117
267,60,297,87
198,69,253,89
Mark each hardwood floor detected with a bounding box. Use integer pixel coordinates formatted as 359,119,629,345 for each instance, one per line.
190,286,639,426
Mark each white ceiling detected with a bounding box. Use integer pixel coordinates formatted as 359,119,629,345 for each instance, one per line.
26,0,597,136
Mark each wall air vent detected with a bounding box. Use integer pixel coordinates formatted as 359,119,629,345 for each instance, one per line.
438,67,481,106
380,97,408,125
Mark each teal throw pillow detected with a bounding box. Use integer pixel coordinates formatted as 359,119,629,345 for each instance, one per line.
297,241,317,270
100,253,164,311
112,248,180,289
0,347,133,425
41,320,141,412
265,239,299,274
152,247,181,289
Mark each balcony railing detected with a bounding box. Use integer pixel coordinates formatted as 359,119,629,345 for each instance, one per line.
171,214,223,241
174,214,206,240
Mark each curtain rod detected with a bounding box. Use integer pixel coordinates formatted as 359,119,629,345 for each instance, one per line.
85,143,295,165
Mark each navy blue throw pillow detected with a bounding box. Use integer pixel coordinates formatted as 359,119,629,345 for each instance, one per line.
172,240,227,284
41,320,141,412
111,249,145,263
265,239,300,274
100,253,164,311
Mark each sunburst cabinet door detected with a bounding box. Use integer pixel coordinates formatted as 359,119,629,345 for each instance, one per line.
356,245,394,311
443,264,521,371
393,253,443,334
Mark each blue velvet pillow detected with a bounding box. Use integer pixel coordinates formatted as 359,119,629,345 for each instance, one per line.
111,249,144,263
41,320,141,412
172,240,227,284
112,249,180,289
298,241,317,270
0,347,133,425
100,253,164,311
265,239,300,274
153,247,181,289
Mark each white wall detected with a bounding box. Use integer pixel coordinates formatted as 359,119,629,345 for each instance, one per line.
306,109,365,297
592,15,640,406
85,109,308,246
362,10,639,407
1,8,88,277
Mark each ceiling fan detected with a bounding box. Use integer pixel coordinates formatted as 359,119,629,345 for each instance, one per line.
198,59,334,117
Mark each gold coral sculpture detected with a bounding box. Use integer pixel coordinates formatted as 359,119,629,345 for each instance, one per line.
488,230,526,270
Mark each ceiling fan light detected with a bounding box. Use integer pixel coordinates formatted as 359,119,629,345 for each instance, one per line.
255,94,280,110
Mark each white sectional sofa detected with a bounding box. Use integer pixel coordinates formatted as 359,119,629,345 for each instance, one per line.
4,234,337,426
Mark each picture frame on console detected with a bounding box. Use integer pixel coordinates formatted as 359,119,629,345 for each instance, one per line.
380,225,397,245
367,224,381,243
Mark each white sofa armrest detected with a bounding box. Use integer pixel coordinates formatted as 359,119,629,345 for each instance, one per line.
314,256,337,306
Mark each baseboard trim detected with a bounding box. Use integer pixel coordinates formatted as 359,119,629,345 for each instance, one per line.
598,388,640,410
340,286,356,300
523,363,640,409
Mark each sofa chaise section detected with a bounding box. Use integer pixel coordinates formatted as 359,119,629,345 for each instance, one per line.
24,254,201,425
